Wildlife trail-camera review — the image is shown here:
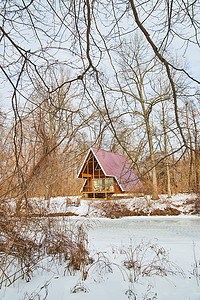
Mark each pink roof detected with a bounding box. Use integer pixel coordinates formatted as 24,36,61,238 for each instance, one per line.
78,147,141,192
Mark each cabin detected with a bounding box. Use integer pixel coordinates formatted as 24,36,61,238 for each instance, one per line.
77,147,141,199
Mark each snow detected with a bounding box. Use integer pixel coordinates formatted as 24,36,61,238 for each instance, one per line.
0,194,200,299
46,193,198,216
3,193,198,217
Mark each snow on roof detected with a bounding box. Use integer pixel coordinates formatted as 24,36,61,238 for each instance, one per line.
78,147,141,192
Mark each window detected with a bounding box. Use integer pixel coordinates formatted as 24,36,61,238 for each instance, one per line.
93,177,114,192
105,178,114,191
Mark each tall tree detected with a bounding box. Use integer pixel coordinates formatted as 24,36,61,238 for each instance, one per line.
161,101,172,197
110,38,172,199
0,0,199,199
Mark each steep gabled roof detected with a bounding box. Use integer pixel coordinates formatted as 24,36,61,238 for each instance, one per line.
77,147,141,192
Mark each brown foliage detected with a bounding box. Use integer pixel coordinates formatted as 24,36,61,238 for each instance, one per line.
0,206,92,287
91,200,182,218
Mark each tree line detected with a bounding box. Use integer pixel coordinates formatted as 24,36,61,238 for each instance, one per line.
0,0,199,212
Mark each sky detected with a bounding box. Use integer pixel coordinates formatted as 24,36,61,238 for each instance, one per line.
0,1,199,114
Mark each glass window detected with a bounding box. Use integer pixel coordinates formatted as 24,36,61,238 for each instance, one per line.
93,178,99,191
105,178,114,191
93,178,114,191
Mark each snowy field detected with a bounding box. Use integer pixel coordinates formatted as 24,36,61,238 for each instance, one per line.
1,215,200,300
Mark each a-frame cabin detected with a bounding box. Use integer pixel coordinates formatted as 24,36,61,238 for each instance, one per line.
77,147,141,199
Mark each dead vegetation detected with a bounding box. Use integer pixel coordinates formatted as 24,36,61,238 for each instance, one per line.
121,241,184,283
0,201,198,299
0,206,93,288
90,200,183,218
119,240,185,300
149,207,180,216
70,239,185,298
194,197,200,214
192,243,200,286
70,239,185,299
0,195,199,298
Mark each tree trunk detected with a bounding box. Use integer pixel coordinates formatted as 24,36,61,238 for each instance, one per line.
185,103,194,191
192,109,199,192
145,117,158,200
162,102,171,198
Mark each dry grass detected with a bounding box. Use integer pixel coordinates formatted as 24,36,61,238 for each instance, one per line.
193,242,200,286
91,201,147,218
194,197,200,214
91,200,183,218
0,204,93,288
120,240,184,283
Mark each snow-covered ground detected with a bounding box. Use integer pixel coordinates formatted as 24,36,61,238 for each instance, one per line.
4,193,198,216
0,194,200,300
0,215,200,300
83,216,200,300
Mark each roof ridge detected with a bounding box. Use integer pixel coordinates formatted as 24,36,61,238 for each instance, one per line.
91,147,127,159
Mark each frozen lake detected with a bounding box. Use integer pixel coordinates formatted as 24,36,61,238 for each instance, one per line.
88,215,200,244
86,216,200,300
1,216,200,300
88,215,200,265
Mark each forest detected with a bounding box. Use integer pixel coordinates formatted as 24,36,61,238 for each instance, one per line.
0,0,199,208
0,2,200,299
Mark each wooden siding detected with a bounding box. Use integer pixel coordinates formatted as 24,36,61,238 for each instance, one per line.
81,152,123,198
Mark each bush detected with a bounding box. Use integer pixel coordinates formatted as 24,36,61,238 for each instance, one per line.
121,240,184,283
0,208,92,287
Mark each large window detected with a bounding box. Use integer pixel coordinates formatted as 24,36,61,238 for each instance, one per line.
93,177,114,192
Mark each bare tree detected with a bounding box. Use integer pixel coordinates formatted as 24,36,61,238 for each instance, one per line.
109,38,172,199
183,101,200,192
0,0,199,199
161,101,172,197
